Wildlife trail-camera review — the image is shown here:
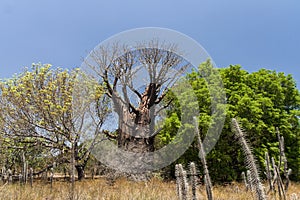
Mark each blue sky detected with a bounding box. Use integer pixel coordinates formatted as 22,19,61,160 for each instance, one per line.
0,0,300,88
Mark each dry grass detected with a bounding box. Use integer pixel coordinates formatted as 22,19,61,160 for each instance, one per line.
213,182,300,200
0,178,299,200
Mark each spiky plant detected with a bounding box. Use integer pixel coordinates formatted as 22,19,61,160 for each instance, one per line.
285,168,292,191
277,128,284,171
204,174,213,200
175,164,189,200
275,165,286,200
175,164,183,200
231,118,266,200
247,170,253,192
182,170,189,200
265,151,274,193
276,128,291,192
194,117,213,200
271,156,278,198
241,171,249,191
189,162,197,200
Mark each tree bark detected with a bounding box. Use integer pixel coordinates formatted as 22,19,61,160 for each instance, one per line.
75,165,85,181
116,84,157,153
117,128,155,153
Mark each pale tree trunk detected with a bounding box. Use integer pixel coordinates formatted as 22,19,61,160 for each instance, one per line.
113,84,158,180
70,141,75,200
116,86,156,153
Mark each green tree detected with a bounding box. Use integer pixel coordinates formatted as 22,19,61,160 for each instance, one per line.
158,63,300,182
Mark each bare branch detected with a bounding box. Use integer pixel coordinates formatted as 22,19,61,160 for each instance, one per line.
102,130,118,140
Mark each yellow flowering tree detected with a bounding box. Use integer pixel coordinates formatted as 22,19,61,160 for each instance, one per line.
0,63,108,180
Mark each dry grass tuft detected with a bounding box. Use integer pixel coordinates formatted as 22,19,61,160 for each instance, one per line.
0,179,299,200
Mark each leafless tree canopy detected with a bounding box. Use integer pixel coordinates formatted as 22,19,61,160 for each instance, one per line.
84,40,192,152
86,41,190,106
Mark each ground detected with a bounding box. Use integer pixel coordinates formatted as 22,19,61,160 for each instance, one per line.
0,178,299,200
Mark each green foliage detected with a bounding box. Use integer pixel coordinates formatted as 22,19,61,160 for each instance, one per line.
220,66,300,181
0,61,299,183
157,62,300,182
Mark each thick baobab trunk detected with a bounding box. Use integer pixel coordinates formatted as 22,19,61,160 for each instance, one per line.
112,84,160,180
117,105,155,153
116,102,155,181
116,84,157,154
117,129,155,153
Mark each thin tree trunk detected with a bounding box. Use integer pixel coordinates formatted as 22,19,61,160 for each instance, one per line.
70,141,75,200
29,168,33,188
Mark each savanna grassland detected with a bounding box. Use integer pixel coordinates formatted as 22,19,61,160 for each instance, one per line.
0,178,299,200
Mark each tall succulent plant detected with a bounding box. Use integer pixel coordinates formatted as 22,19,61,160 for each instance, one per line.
175,164,189,200
194,118,213,200
231,118,266,200
190,162,197,200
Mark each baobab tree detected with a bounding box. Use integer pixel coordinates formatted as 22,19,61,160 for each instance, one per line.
84,41,192,155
